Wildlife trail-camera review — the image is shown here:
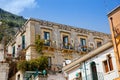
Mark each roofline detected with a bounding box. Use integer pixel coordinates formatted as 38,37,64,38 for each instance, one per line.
107,5,120,17
28,18,110,35
62,40,113,72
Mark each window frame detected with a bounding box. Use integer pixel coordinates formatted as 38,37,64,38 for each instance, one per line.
102,54,114,73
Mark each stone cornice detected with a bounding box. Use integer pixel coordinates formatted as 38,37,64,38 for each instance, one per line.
8,18,111,46
29,18,111,37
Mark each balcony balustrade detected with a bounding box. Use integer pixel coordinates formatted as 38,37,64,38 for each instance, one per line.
62,43,74,49
44,39,51,46
43,40,56,53
77,45,93,55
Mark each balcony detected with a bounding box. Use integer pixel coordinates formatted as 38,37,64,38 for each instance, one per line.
44,40,51,46
61,43,75,54
77,45,92,55
43,40,56,55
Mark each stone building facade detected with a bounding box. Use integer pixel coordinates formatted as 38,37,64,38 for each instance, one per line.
7,18,111,72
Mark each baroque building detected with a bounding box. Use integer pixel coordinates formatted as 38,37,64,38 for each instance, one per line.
6,18,111,72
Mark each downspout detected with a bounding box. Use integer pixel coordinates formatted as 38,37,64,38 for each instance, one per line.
83,61,87,80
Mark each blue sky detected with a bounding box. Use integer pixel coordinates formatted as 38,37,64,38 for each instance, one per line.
0,0,120,33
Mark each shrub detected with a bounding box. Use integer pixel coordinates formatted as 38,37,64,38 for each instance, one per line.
17,56,48,72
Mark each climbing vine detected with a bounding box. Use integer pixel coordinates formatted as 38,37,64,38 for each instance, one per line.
35,35,44,54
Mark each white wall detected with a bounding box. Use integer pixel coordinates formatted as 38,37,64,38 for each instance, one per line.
68,68,80,80
67,47,119,80
85,47,119,80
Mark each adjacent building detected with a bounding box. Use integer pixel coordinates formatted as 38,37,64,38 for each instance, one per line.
63,41,119,80
0,43,5,62
0,63,9,80
6,18,111,72
108,5,120,79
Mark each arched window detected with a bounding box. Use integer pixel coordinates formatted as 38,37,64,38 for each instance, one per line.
90,61,98,80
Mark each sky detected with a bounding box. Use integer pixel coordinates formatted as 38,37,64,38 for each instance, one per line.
0,0,120,34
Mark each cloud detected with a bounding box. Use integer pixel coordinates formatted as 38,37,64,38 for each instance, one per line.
0,0,37,14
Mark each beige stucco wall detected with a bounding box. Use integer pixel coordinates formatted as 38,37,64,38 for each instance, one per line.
108,6,120,75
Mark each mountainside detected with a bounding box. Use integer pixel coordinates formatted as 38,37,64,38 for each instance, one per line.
0,8,26,43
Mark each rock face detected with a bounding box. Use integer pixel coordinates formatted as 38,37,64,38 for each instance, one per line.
0,63,9,80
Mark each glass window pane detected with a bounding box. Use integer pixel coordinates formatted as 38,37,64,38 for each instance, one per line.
80,38,86,46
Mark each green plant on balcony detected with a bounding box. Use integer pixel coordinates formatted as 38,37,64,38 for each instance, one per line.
17,56,48,72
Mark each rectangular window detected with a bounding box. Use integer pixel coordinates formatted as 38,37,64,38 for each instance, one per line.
44,32,50,46
80,38,87,51
22,35,25,49
103,60,109,73
97,41,102,47
103,54,113,73
44,32,50,40
63,36,68,48
12,46,15,57
80,38,86,46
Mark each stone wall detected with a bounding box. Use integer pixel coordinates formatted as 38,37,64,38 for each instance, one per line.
0,63,9,80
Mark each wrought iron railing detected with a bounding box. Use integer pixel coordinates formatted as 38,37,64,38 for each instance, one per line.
62,43,75,50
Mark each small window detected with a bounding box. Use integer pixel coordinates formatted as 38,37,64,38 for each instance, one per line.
44,32,50,40
80,38,87,51
63,36,68,48
44,32,50,46
97,41,102,47
12,46,15,57
22,35,25,49
103,54,113,73
80,38,86,46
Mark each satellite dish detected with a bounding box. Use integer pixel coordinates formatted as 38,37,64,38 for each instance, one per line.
65,60,71,64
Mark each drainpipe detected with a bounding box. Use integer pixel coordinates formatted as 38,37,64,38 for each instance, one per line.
83,61,87,80
110,17,120,64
